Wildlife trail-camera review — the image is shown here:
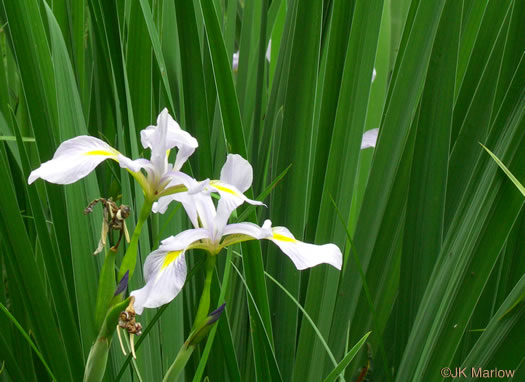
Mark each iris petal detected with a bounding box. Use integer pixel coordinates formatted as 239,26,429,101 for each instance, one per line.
28,136,121,184
262,220,342,270
131,228,209,314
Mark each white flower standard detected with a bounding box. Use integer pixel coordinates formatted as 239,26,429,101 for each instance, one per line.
28,108,197,202
131,154,342,314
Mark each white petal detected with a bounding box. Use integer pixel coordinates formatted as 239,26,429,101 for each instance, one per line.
360,128,379,149
153,196,175,215
187,193,217,230
140,109,198,174
372,68,377,83
162,171,200,193
223,222,271,240
130,228,210,314
117,155,151,173
213,183,263,207
195,194,218,233
214,186,264,237
232,51,239,71
158,184,216,232
211,155,264,238
220,154,254,193
140,109,171,175
182,154,262,235
173,133,198,172
158,228,210,252
264,222,342,270
28,136,119,184
131,250,188,314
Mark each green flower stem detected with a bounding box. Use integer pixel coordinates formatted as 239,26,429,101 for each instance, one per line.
162,342,195,382
118,198,153,280
94,248,117,328
193,254,217,329
84,298,131,382
163,253,217,381
83,336,110,382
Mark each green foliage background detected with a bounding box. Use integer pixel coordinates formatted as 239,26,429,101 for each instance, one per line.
0,0,524,380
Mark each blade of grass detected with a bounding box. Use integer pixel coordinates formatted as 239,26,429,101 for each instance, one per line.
45,5,106,363
230,261,284,382
0,144,73,381
0,302,56,381
398,0,460,357
126,0,153,136
461,274,525,379
0,327,26,382
265,271,338,367
174,0,212,178
481,143,525,196
12,108,83,373
329,0,448,364
445,1,512,228
296,1,384,380
396,72,525,381
199,0,246,158
267,0,324,378
322,332,371,382
137,0,175,112
306,0,354,240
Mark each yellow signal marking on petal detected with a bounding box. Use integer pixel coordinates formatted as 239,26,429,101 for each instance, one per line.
161,250,182,270
85,150,116,157
213,184,240,196
272,233,297,243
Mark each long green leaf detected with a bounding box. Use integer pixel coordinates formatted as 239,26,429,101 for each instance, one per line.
398,0,460,357
461,274,525,380
329,0,448,369
0,302,56,381
322,332,371,382
481,143,525,197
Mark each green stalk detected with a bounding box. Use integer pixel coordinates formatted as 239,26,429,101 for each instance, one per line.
83,337,110,382
162,343,195,382
163,254,217,381
94,249,117,328
193,254,217,328
83,298,131,382
118,198,153,280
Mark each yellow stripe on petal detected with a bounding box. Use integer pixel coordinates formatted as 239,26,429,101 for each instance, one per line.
272,233,297,243
213,183,240,196
161,250,182,270
85,150,116,157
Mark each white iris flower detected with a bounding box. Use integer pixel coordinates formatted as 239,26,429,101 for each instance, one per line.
131,154,342,314
361,128,379,149
28,109,197,201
